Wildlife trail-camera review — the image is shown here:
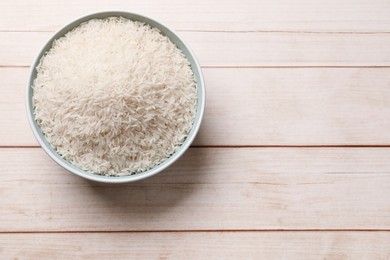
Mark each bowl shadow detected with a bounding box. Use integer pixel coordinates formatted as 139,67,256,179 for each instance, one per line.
79,144,211,228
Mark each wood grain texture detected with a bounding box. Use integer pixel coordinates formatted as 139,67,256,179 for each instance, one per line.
2,0,390,258
2,31,390,67
1,232,390,259
4,67,390,146
1,148,390,231
1,0,390,32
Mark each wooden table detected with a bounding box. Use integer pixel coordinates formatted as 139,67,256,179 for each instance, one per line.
1,1,390,259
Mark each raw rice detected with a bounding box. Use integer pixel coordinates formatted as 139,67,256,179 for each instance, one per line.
32,17,197,176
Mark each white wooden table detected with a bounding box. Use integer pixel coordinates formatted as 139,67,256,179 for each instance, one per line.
1,1,390,259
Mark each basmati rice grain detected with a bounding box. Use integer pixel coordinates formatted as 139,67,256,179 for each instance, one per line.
33,17,197,176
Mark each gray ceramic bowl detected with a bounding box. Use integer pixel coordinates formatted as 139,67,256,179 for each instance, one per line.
26,11,205,183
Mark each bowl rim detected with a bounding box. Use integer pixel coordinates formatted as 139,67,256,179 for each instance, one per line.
26,10,205,184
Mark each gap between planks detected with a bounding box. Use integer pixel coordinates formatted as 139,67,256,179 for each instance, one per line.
3,145,390,149
2,29,390,35
4,65,390,69
1,229,390,234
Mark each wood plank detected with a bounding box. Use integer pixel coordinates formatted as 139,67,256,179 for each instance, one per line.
1,148,390,231
1,0,390,32
0,68,37,146
4,67,390,146
2,31,390,67
1,232,389,259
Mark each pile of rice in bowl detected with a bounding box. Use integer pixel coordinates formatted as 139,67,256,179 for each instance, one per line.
32,17,197,176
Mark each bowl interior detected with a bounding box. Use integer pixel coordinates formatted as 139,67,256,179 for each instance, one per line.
26,11,205,183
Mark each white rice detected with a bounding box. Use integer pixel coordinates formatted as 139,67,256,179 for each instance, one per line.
33,17,197,176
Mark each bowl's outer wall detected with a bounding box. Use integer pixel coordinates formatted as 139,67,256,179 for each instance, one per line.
26,11,205,183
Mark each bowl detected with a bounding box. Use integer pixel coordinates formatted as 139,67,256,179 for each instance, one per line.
26,11,205,183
